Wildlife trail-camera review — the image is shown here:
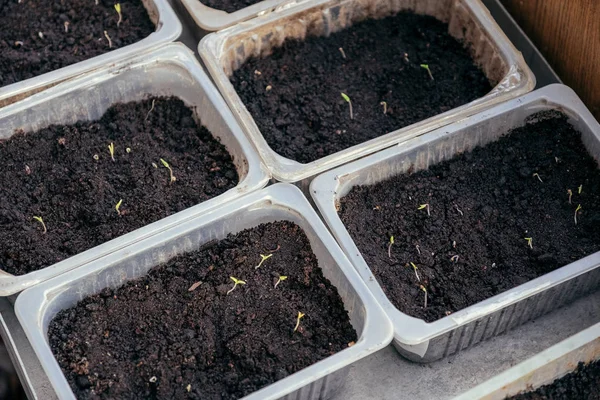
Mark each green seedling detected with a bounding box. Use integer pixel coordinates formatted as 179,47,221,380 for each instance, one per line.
341,92,353,120
420,64,434,80
575,204,582,225
108,142,115,161
293,311,305,333
524,237,533,249
387,236,394,259
450,255,459,263
274,275,287,289
114,3,123,27
578,184,583,194
93,154,99,161
115,199,123,216
409,262,421,282
380,101,387,115
255,253,273,269
533,173,543,183
186,384,191,393
33,216,47,234
104,31,112,48
126,147,131,153
418,203,430,216
152,162,158,169
567,189,573,204
420,285,428,308
227,276,246,295
160,158,176,184
338,47,346,59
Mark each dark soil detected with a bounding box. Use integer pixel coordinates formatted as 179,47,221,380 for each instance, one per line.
0,97,238,276
230,11,492,164
49,221,357,400
339,112,600,322
199,0,263,14
0,0,155,87
509,359,600,399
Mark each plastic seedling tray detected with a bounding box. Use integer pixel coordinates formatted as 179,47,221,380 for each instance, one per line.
311,84,600,362
0,42,269,296
199,0,535,184
14,183,393,400
0,0,182,109
454,322,600,399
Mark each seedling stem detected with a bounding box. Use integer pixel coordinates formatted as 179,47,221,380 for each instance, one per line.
293,311,305,332
338,47,346,59
274,275,287,289
410,262,421,282
420,64,434,80
578,184,583,194
341,92,353,120
114,3,123,27
104,31,112,48
227,276,246,295
33,216,46,234
567,189,573,204
418,203,430,216
108,142,115,161
450,255,459,263
115,199,123,216
387,236,394,259
533,173,543,183
380,101,387,115
420,285,428,308
160,158,176,184
575,204,582,225
255,253,273,269
524,237,533,249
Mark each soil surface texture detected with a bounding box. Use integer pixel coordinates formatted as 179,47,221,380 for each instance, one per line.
0,0,155,87
230,11,492,164
49,221,357,400
200,0,263,13
510,359,600,399
339,112,600,322
0,97,238,275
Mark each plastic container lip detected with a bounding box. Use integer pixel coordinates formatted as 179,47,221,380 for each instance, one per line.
0,43,270,296
310,84,600,355
0,0,182,109
199,0,536,183
453,322,600,400
14,183,394,400
179,0,302,32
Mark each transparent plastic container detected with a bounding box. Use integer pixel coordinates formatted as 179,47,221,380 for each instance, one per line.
0,0,182,108
14,183,394,400
0,43,269,296
311,84,600,362
199,0,535,183
180,0,306,32
454,321,600,399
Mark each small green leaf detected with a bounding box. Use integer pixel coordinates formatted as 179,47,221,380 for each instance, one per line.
341,92,351,103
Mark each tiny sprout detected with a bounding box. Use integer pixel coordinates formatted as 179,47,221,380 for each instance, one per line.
567,189,573,204
409,262,421,282
64,21,70,33
524,237,533,249
575,204,582,225
341,92,353,120
265,85,272,91
387,236,394,258
533,173,543,183
149,376,157,383
380,101,387,115
418,203,430,216
420,64,434,80
255,253,273,269
420,285,428,308
160,158,176,184
126,147,131,153
104,31,112,48
145,99,156,121
115,199,123,216
274,275,287,289
186,384,191,392
114,3,123,27
450,255,459,263
227,276,246,295
33,216,47,234
293,311,305,333
578,184,583,194
338,47,346,59
93,154,99,161
108,142,115,161
152,162,158,169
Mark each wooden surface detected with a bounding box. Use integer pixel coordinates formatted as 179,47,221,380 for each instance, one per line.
502,0,600,119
